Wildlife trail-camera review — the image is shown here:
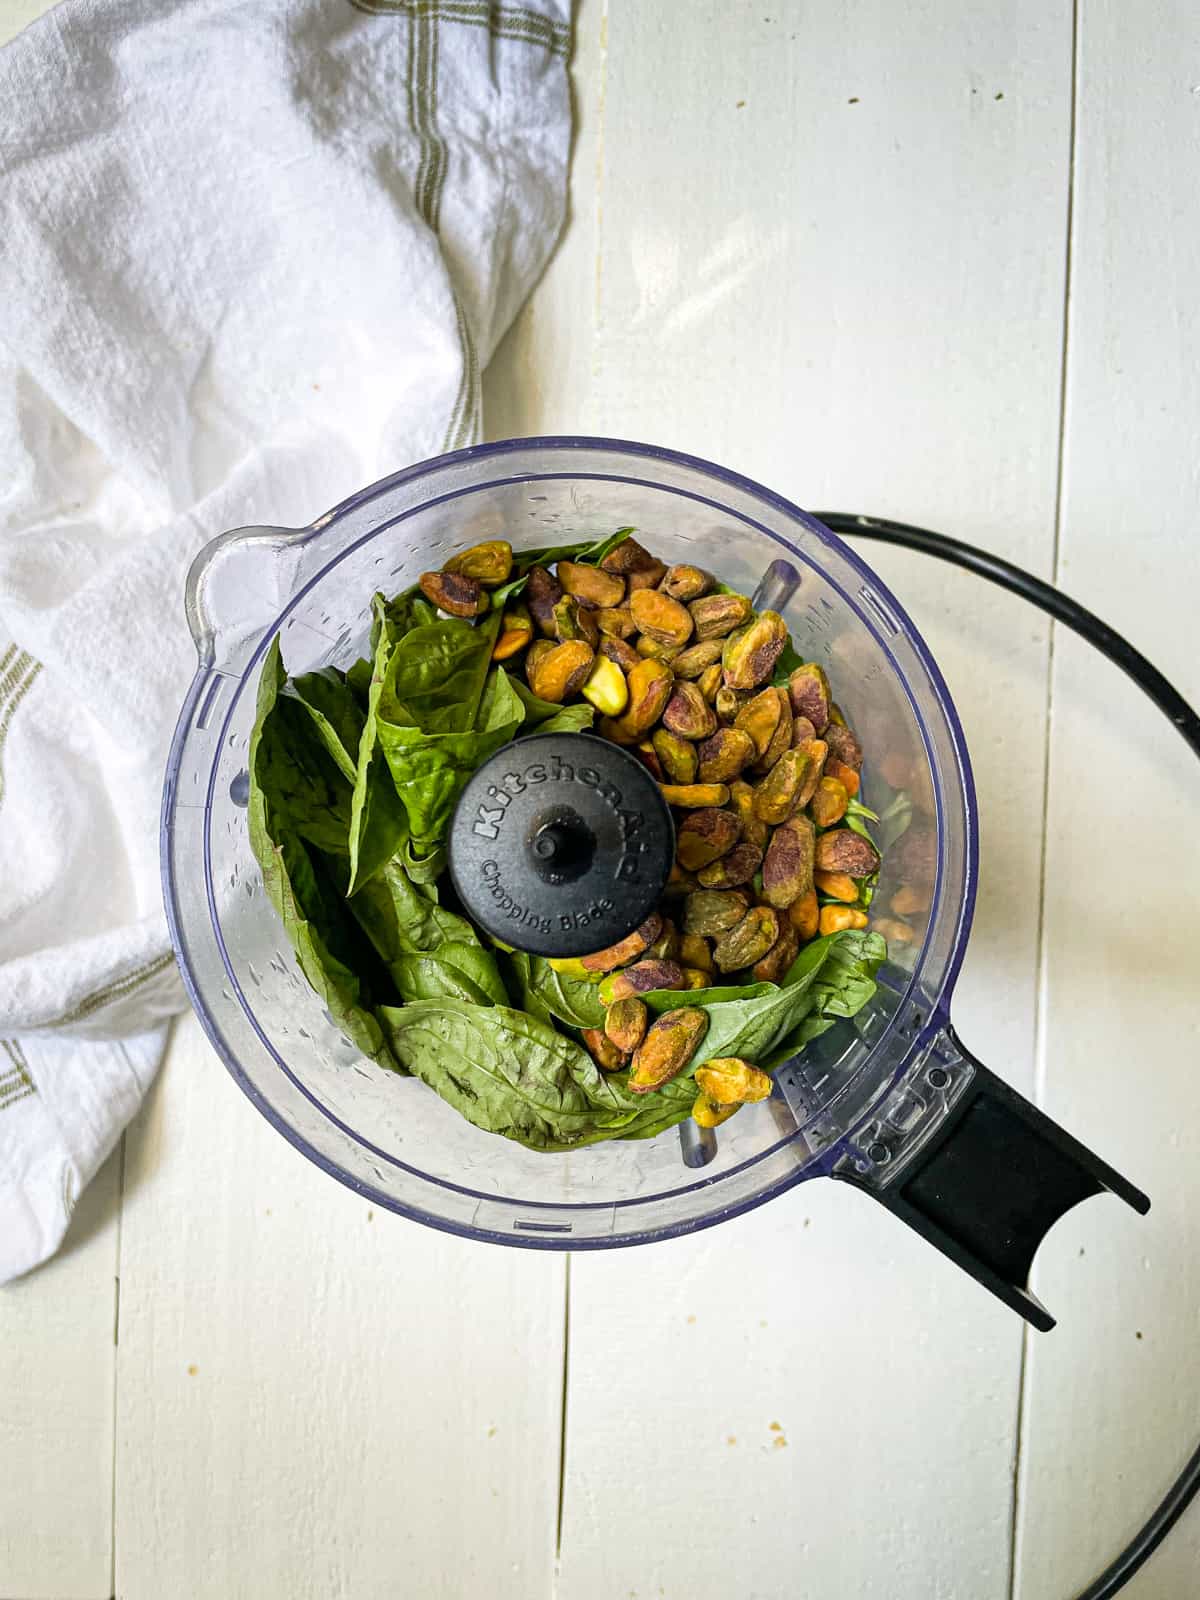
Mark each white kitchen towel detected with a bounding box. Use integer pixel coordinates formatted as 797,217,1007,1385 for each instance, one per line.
0,0,571,1280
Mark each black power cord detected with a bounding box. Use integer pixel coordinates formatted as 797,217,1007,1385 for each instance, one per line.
817,511,1200,1600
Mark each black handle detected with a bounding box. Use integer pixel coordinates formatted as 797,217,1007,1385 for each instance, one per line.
833,1028,1150,1331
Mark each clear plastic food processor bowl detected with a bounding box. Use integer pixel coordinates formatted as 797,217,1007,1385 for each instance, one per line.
162,438,978,1250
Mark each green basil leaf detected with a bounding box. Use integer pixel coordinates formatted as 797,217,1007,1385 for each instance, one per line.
375,716,521,851
348,855,479,964
370,588,437,653
607,1073,697,1141
489,528,639,605
772,637,804,684
402,837,447,884
508,951,607,1030
249,647,355,857
370,617,522,849
521,701,595,738
760,933,886,1069
347,627,410,895
642,930,885,1074
381,610,503,733
346,656,373,703
393,954,495,1006
247,638,399,1069
377,999,651,1151
282,668,365,783
434,940,511,1006
580,526,639,565
842,797,881,847
509,675,597,737
845,797,881,823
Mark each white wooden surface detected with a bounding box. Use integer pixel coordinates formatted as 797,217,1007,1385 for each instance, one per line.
4,2,1199,1597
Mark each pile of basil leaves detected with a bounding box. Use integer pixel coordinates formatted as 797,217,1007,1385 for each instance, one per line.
247,530,886,1152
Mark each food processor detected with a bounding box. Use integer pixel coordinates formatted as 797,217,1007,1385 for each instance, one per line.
161,437,1149,1335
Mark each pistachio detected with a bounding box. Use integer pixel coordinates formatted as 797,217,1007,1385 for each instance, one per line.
790,713,817,748
582,655,629,717
607,657,674,740
787,887,821,941
697,662,724,703
598,959,686,1004
678,931,714,973
819,903,870,935
721,610,789,690
675,806,741,870
870,914,915,945
443,539,513,586
752,921,800,983
692,1092,741,1128
697,727,756,784
652,727,698,784
545,955,588,977
682,888,752,937
714,686,743,724
752,688,793,774
581,1028,626,1072
813,827,880,878
628,1007,709,1093
761,814,816,909
553,594,599,648
752,747,810,824
604,996,649,1055
689,592,753,641
527,639,595,703
734,687,782,758
525,638,555,680
646,918,680,962
557,560,626,609
595,606,637,639
599,535,657,575
600,635,640,674
825,754,860,797
823,720,863,773
492,604,534,661
809,775,849,827
663,862,701,897
787,663,831,732
635,634,683,663
814,869,861,903
662,680,717,740
793,736,828,807
630,588,695,647
660,782,730,808
671,639,726,679
712,905,781,972
695,1058,773,1105
728,779,768,849
627,560,669,592
581,912,663,973
418,570,488,617
660,563,714,602
695,840,763,889
635,740,664,781
526,565,564,635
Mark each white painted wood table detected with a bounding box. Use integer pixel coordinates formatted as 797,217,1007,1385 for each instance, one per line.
3,3,1199,1597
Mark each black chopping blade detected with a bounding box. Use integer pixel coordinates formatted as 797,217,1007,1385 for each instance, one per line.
447,732,675,957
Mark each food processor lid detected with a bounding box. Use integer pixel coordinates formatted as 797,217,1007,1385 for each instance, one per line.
447,732,675,956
